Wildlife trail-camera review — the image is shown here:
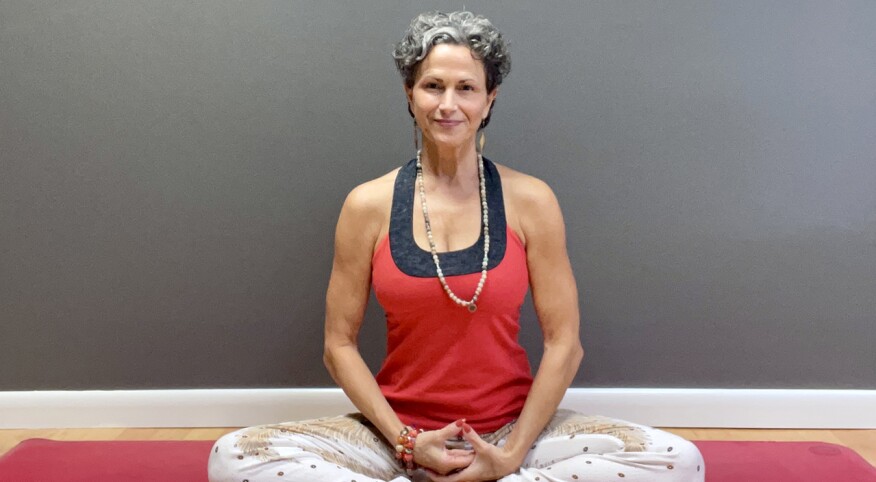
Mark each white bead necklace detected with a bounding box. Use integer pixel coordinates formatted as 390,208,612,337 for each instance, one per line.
416,150,490,313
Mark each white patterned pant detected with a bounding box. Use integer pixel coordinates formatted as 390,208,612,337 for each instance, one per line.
208,410,705,482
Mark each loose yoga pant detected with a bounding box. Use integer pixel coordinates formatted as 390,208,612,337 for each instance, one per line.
208,409,705,482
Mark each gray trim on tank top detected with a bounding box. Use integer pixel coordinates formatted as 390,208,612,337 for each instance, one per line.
389,157,507,278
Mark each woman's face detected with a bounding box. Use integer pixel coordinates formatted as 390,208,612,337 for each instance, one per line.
406,43,497,151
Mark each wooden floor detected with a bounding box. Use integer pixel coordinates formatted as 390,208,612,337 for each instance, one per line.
0,427,874,466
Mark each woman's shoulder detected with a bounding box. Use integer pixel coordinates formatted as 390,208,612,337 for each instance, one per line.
337,167,400,245
493,161,564,246
343,167,399,213
493,162,558,207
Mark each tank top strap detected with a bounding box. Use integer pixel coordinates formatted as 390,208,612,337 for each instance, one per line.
388,157,508,277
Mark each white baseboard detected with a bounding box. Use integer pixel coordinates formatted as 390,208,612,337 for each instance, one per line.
1,388,874,429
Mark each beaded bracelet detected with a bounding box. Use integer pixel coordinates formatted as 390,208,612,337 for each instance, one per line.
394,426,422,475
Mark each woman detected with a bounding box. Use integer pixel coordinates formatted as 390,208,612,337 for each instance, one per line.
209,11,705,482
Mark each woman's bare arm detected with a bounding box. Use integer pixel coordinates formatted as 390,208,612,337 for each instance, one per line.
501,175,584,463
323,183,405,443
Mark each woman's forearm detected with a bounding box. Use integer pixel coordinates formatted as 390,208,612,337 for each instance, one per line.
324,343,405,442
500,339,584,464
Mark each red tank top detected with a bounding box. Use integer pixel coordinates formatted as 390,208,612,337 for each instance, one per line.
372,159,533,433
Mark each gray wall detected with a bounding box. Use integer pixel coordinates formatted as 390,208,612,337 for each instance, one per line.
1,1,874,391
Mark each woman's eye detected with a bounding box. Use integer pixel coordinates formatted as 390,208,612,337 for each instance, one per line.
425,82,441,90
460,85,475,91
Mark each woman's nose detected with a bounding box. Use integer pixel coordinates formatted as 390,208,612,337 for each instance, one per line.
438,90,458,111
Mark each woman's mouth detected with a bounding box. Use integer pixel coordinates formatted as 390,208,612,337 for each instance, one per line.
435,120,463,127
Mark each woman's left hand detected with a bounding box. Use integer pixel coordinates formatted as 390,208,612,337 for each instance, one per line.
426,423,521,482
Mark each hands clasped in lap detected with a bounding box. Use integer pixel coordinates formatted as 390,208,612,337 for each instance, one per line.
414,419,518,482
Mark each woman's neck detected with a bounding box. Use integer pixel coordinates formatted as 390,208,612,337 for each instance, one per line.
419,141,479,186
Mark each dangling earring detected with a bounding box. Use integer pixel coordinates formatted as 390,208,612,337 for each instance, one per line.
477,118,488,154
413,120,420,152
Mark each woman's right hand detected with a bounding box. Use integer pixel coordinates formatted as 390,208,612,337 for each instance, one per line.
412,419,475,475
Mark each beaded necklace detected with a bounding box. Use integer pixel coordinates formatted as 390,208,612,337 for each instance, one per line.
415,150,489,312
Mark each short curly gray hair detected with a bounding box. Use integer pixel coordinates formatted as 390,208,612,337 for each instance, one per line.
393,11,511,93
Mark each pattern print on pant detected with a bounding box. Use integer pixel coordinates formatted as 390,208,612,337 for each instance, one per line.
208,409,705,482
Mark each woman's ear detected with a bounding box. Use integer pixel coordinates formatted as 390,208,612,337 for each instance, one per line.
405,86,416,118
484,87,499,119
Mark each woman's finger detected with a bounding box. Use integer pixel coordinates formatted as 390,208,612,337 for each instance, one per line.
437,418,466,437
427,465,476,482
442,451,476,471
460,422,490,451
424,469,457,482
445,448,474,457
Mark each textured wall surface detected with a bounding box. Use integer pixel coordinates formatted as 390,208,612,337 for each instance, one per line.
1,1,874,390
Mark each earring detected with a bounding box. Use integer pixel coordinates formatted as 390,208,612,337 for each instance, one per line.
477,130,486,154
413,120,420,152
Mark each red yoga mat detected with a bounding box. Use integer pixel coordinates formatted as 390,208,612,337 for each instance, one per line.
0,438,874,481
696,440,876,481
0,439,214,482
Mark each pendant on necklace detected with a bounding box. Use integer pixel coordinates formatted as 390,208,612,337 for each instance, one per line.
467,303,477,313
